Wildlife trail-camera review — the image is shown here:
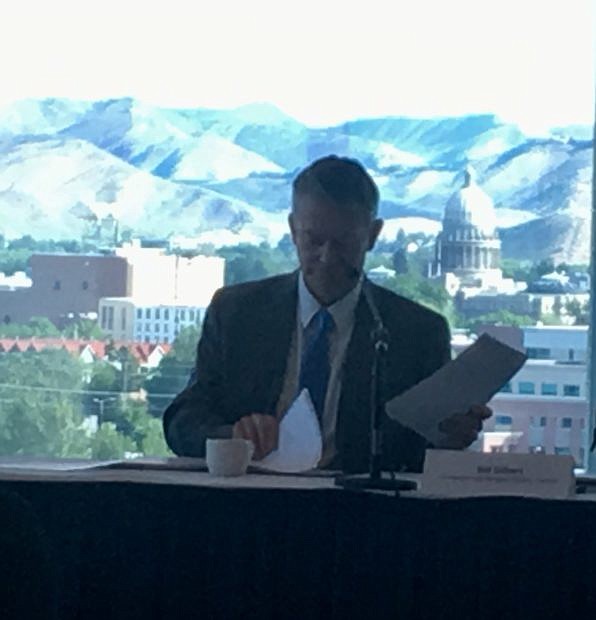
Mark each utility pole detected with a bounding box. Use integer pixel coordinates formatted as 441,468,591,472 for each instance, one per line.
119,349,129,393
92,397,116,428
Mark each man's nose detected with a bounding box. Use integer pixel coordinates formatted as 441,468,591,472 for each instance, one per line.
319,240,334,263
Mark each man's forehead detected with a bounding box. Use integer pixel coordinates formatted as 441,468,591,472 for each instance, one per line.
292,193,369,219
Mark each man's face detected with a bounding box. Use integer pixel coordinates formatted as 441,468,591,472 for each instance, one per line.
289,194,383,305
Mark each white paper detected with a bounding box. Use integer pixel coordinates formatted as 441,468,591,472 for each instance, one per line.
256,389,322,473
387,333,527,445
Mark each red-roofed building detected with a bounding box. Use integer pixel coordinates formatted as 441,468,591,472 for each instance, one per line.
0,337,171,370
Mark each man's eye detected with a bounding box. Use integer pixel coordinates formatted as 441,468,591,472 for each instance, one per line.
304,233,323,246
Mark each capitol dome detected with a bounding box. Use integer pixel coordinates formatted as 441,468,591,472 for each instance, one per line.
431,165,502,283
443,166,497,237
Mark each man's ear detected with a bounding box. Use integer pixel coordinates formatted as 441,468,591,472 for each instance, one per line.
288,212,297,244
367,218,384,251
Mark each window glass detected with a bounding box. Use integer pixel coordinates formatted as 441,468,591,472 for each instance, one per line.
530,416,548,428
0,2,591,461
563,385,581,397
555,447,571,456
541,383,557,396
527,348,551,360
495,415,513,429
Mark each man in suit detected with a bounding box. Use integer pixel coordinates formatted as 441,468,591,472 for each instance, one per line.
163,155,490,473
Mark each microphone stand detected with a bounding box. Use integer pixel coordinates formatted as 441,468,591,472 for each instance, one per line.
335,310,416,496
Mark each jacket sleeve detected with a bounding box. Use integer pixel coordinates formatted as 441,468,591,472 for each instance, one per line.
421,313,452,377
162,294,233,456
382,312,452,473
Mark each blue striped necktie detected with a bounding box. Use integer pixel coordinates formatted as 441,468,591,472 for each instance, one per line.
299,308,335,421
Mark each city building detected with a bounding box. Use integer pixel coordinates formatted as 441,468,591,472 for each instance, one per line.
429,166,523,296
98,242,225,343
471,325,589,465
457,289,590,322
0,254,130,328
115,241,224,307
0,337,171,371
98,298,205,344
429,166,588,323
0,241,224,342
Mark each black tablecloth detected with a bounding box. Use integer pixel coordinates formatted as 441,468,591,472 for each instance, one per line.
1,474,596,620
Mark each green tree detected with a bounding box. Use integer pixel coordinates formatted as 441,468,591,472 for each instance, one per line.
0,397,91,458
82,361,120,425
217,243,297,285
0,249,32,275
0,316,61,338
465,310,534,329
116,398,171,456
7,235,38,251
87,361,119,392
140,417,171,456
104,344,142,392
391,248,409,275
90,422,137,459
384,273,455,324
144,325,200,416
0,349,91,457
63,318,106,340
0,347,171,459
565,299,590,325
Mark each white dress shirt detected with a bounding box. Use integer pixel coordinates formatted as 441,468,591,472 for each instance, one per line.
275,272,362,467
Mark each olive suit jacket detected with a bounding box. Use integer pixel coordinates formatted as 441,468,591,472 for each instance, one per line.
163,272,451,473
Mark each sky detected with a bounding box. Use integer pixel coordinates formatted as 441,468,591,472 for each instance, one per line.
0,0,593,131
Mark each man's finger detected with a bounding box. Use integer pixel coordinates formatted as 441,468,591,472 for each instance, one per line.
438,413,466,433
236,417,262,457
251,415,269,458
437,412,482,449
254,415,278,458
468,404,492,420
462,427,480,446
263,417,279,455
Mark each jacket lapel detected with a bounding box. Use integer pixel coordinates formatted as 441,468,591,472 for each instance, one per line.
258,272,298,414
336,292,375,472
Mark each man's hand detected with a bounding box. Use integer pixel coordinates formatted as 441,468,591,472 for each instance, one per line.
232,413,279,460
435,404,492,449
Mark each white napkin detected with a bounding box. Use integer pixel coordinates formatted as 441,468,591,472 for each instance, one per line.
257,389,322,473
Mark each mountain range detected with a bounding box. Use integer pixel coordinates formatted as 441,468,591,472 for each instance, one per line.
0,97,592,263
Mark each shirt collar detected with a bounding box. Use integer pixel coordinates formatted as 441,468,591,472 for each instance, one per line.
298,271,363,330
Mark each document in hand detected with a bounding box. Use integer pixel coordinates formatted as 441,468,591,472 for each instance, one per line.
387,333,527,445
257,389,322,473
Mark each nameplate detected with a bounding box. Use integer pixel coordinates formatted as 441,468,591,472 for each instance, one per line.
421,450,575,499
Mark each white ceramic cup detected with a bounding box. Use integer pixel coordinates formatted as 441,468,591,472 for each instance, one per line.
205,438,254,477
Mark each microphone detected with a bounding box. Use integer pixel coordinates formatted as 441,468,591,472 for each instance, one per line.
362,281,389,350
335,272,416,492
337,257,387,348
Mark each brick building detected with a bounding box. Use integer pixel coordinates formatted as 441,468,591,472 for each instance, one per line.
0,254,130,328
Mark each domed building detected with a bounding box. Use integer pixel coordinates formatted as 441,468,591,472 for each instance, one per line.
430,166,520,296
